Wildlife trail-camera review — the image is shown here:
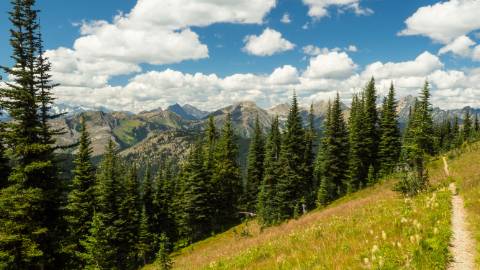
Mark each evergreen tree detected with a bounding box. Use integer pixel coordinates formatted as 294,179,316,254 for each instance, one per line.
378,83,401,176
137,206,154,266
316,94,349,205
64,116,96,268
204,115,217,174
347,94,366,191
245,115,265,212
474,114,479,133
276,93,306,220
449,115,461,148
362,78,380,176
417,81,435,155
463,110,472,141
82,140,122,269
142,165,154,230
257,116,282,225
303,104,316,207
80,212,114,270
176,141,212,243
0,118,9,188
212,113,241,228
152,164,175,243
116,165,141,269
0,1,62,267
154,234,172,270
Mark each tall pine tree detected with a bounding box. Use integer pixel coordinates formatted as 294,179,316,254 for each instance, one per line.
212,113,241,229
257,116,282,225
303,104,316,207
378,83,401,176
463,109,472,141
82,140,122,269
362,78,380,177
316,94,349,205
176,141,212,243
347,94,366,191
64,116,96,268
0,1,62,267
245,115,265,212
276,93,306,220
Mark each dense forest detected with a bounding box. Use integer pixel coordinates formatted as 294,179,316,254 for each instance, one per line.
1,1,480,270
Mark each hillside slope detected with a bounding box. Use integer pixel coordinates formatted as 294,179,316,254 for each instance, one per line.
144,152,462,270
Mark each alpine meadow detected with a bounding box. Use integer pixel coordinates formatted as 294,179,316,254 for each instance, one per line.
1,0,480,269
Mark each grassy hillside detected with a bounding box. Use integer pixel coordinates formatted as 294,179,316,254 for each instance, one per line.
144,153,459,270
445,143,480,265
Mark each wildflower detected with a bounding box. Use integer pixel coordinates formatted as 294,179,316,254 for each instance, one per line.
372,245,379,253
434,227,439,235
381,231,387,240
364,257,369,264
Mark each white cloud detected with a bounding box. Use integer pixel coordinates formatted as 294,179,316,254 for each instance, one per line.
303,45,341,56
47,0,276,88
302,0,373,19
399,0,480,43
303,44,358,56
347,45,358,52
303,51,357,79
243,28,295,56
438,35,475,57
267,65,299,85
52,50,480,111
281,13,291,24
473,45,480,61
362,51,443,79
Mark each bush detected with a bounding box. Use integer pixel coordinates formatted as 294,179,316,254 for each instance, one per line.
394,168,429,196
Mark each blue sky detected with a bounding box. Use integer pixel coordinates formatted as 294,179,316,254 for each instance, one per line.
1,0,480,112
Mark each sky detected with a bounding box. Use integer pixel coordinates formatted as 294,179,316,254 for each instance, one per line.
1,0,480,112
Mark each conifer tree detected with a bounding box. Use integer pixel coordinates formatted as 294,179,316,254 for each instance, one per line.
82,140,122,269
451,115,461,148
176,141,212,242
347,94,366,191
417,82,435,155
155,234,172,270
474,114,479,133
316,94,349,205
204,115,217,174
137,206,154,266
212,113,241,228
152,165,175,242
245,115,265,211
463,110,472,141
64,116,96,268
362,78,380,176
257,116,281,225
303,104,316,207
117,165,141,269
378,83,401,176
0,119,9,188
142,165,154,229
276,93,306,219
0,1,62,267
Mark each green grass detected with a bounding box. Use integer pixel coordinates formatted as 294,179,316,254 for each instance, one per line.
445,143,480,266
142,150,473,270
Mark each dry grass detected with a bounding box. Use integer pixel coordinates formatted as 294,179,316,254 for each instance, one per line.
143,153,461,270
444,143,480,266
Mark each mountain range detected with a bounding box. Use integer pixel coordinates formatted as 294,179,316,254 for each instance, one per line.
38,96,480,163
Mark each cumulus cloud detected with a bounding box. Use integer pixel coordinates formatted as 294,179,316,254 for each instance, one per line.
243,28,295,56
51,50,480,112
267,65,299,85
281,13,291,24
302,0,373,19
399,0,480,43
303,51,357,79
303,44,358,56
362,51,443,79
438,35,476,57
47,0,276,88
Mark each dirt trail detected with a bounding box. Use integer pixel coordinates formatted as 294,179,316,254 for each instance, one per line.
445,157,476,270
